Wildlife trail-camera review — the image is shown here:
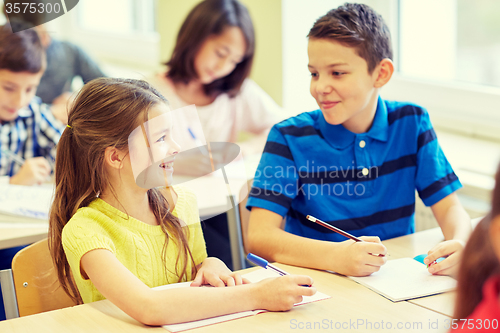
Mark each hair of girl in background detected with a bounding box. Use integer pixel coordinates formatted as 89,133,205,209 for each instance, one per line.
166,0,255,98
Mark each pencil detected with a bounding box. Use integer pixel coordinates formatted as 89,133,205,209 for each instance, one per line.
306,215,362,242
0,148,25,166
306,215,388,257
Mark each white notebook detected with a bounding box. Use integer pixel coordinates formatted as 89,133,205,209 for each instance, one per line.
0,184,54,220
348,258,456,302
160,268,331,332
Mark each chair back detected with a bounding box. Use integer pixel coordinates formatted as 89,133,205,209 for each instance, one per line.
11,238,77,316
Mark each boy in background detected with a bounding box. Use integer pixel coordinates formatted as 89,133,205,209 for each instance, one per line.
3,0,105,123
0,22,64,320
0,22,63,185
246,3,470,277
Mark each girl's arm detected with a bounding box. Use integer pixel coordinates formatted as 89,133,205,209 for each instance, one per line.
81,248,316,326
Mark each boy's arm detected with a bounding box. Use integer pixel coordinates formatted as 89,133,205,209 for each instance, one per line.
247,207,387,276
425,193,471,275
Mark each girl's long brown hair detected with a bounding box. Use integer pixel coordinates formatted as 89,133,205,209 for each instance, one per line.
454,166,500,319
48,78,197,304
166,0,255,98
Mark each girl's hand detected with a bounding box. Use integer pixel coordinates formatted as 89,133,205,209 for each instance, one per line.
335,236,388,276
424,239,465,276
190,257,250,287
253,275,316,311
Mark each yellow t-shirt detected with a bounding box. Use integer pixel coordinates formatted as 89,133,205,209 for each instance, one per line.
62,186,207,303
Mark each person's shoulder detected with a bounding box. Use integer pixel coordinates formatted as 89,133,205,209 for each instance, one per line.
383,99,429,127
19,97,44,119
63,201,107,232
148,72,177,98
169,185,200,225
171,185,196,203
384,99,427,116
273,109,321,130
28,97,65,129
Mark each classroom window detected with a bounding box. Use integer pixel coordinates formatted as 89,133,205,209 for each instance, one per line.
399,0,500,89
385,0,500,140
77,0,157,35
58,0,160,70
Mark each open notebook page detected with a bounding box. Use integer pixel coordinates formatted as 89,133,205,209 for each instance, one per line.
0,184,54,220
348,258,456,302
161,268,331,332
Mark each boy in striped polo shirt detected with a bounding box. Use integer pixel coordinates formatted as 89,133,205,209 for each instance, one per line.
0,22,63,186
246,3,471,277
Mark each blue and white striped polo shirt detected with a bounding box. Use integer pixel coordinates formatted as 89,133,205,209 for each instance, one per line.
0,97,64,178
247,97,462,242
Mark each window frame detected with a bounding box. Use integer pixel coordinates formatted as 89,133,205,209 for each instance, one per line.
56,0,160,70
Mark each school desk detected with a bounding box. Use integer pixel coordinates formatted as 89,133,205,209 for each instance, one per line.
0,227,460,333
0,213,48,251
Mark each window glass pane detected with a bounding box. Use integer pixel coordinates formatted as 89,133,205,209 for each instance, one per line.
399,0,500,89
78,0,135,34
456,0,500,87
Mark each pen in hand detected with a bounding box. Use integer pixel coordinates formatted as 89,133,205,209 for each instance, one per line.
306,215,387,257
247,253,311,287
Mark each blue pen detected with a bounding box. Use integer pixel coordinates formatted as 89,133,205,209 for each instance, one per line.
247,253,290,276
247,253,311,287
187,127,209,157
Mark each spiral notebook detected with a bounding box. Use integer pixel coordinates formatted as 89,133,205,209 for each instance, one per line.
348,258,457,302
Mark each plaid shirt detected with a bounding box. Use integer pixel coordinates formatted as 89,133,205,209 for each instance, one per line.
0,97,64,178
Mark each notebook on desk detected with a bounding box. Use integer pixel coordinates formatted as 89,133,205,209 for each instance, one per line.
0,184,54,221
348,258,456,302
160,268,331,332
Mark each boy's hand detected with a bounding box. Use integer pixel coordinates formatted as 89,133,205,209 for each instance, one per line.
253,275,316,311
9,157,51,186
424,239,465,276
336,236,388,276
191,257,250,287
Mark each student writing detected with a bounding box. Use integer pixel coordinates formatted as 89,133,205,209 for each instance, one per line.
0,22,63,186
48,77,315,326
3,0,105,122
0,21,64,321
246,3,471,277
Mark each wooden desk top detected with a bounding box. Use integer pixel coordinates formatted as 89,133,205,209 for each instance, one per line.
0,219,467,332
0,262,452,333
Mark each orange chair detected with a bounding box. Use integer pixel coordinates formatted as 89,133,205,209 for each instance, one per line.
0,239,77,318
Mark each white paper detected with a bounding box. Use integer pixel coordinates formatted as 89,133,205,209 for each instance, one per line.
162,268,331,332
0,184,54,220
348,258,457,302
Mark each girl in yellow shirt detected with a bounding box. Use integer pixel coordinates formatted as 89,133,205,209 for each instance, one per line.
48,77,315,326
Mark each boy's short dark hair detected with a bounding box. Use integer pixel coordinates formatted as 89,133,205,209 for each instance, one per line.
308,3,393,74
0,22,45,73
